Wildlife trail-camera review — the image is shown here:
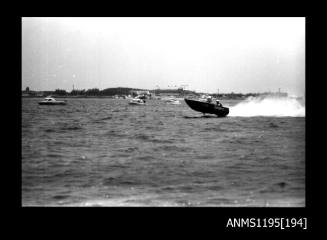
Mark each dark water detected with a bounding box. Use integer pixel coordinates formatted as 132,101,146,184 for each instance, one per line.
22,98,305,206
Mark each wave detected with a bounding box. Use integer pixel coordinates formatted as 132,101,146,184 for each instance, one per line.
229,96,305,117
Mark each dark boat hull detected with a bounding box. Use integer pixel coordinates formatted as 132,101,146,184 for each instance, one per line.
38,102,66,105
184,98,229,117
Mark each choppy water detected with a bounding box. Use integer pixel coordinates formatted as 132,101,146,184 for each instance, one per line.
22,97,305,206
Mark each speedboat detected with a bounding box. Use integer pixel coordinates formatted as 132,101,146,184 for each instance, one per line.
38,96,67,105
129,98,146,105
184,98,229,117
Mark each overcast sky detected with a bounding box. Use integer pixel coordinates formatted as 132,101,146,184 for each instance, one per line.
22,17,305,96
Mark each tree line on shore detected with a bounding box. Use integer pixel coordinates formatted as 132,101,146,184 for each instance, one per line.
23,87,146,97
22,87,284,99
23,87,199,97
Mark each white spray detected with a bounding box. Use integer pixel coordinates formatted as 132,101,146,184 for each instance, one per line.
229,96,305,117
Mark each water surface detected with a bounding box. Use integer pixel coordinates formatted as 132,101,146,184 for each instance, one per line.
22,98,305,206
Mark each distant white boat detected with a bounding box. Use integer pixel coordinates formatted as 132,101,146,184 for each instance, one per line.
38,96,67,105
129,98,146,105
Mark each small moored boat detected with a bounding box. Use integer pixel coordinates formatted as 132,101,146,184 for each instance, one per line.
129,98,146,105
38,96,67,105
184,98,229,117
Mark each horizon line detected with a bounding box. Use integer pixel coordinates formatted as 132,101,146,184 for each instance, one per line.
22,87,291,95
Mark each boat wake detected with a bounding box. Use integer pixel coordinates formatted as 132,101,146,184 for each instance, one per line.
229,96,305,117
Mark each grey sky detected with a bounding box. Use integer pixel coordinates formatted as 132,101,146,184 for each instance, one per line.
22,17,305,96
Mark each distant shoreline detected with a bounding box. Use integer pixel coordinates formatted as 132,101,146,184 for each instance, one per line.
22,96,302,101
22,87,296,100
22,95,249,100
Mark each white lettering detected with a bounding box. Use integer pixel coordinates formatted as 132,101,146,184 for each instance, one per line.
226,218,234,227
